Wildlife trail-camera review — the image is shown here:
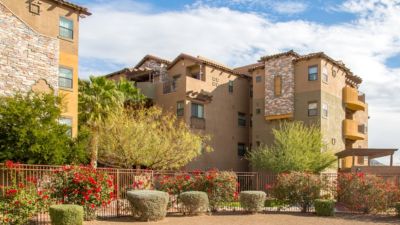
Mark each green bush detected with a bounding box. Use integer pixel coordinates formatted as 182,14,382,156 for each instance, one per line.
272,172,323,212
49,204,83,225
314,199,335,216
239,191,266,213
179,191,209,215
395,202,400,217
156,170,237,211
127,190,169,221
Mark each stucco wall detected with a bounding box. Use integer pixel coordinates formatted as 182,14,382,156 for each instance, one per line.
0,2,59,95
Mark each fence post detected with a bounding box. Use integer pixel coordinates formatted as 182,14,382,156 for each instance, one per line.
256,173,259,191
116,169,120,217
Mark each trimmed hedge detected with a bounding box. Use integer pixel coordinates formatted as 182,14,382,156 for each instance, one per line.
314,199,335,217
127,190,169,221
179,191,209,215
49,204,83,225
395,202,400,217
239,191,266,213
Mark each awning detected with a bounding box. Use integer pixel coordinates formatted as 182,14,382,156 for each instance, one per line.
335,148,398,159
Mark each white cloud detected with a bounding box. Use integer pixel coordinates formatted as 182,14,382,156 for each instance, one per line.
270,1,308,14
78,0,400,162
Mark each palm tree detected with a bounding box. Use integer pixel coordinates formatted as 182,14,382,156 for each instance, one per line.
79,76,145,167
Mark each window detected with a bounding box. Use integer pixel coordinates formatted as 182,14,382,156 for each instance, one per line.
191,103,204,118
274,75,282,96
322,103,328,118
177,101,184,116
238,143,246,157
332,69,337,77
238,112,246,127
322,66,328,83
59,117,72,136
256,108,261,114
228,80,233,93
249,85,253,97
308,66,318,81
255,76,262,83
256,141,261,147
59,67,73,89
172,75,180,91
29,3,40,15
308,102,318,116
59,17,73,39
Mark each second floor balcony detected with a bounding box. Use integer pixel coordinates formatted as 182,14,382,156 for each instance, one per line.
343,86,366,111
343,119,366,141
136,82,156,99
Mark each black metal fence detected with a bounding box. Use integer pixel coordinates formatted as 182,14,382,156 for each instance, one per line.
1,164,398,224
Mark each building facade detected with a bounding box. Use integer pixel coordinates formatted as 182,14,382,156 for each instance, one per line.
106,50,368,171
0,0,90,136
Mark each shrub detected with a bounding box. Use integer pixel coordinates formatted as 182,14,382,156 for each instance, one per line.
0,161,51,225
314,199,335,216
49,204,83,225
395,202,400,217
337,173,400,213
127,190,169,221
50,165,114,220
272,172,323,212
156,169,237,211
240,191,266,213
179,191,209,215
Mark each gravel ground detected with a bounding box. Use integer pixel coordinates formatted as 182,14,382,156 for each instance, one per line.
85,213,400,225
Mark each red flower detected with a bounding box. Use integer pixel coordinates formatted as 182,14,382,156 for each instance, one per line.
6,189,17,196
5,160,14,169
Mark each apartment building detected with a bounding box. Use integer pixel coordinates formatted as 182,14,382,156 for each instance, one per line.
240,50,368,170
106,54,251,171
106,50,368,171
0,0,91,137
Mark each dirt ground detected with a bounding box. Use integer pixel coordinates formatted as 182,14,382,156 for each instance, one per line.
85,213,400,225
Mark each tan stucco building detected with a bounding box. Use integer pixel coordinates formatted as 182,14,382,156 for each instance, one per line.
106,50,369,171
0,0,90,137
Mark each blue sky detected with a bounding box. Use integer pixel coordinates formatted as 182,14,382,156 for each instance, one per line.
72,0,400,164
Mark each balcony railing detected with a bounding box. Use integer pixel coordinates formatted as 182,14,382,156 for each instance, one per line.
190,117,205,130
136,82,156,99
343,119,365,141
343,87,366,111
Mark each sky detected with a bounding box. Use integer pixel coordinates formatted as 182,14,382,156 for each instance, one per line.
72,0,400,164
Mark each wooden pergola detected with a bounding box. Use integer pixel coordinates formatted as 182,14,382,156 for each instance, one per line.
335,148,398,168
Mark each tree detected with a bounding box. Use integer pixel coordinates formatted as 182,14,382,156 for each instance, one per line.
97,107,212,169
247,121,335,173
78,76,145,167
0,92,85,164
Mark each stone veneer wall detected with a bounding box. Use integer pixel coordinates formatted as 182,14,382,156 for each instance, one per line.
0,3,59,96
264,55,296,116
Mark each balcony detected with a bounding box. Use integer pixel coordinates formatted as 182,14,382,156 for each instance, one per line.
136,82,156,99
343,119,365,141
343,86,366,111
190,117,205,130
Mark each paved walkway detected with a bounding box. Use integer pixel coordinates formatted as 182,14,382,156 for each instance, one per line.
86,213,400,225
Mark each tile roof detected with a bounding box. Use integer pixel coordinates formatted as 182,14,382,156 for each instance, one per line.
259,50,300,62
135,54,171,68
167,53,243,76
50,0,91,15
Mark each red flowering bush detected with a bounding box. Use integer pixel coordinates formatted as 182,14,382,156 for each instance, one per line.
49,165,114,220
272,172,324,212
337,173,400,213
0,161,51,225
156,170,237,211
